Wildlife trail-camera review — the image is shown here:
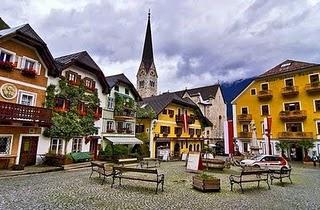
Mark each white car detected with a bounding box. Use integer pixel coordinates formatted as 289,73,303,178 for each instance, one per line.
240,155,290,170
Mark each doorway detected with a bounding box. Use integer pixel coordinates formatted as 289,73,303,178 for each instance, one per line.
290,143,303,161
20,136,38,166
174,143,180,157
89,139,98,160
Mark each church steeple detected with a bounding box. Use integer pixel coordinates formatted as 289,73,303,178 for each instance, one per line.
137,11,158,98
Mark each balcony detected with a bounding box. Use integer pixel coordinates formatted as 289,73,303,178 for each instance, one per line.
306,82,320,94
175,115,195,124
281,86,299,97
278,132,313,139
237,114,252,122
279,110,307,122
114,108,135,120
238,132,252,138
0,101,52,127
257,90,273,101
116,128,134,135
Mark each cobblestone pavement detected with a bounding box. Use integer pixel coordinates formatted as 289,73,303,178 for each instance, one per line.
0,162,319,210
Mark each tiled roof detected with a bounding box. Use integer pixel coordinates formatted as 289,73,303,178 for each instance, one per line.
174,84,219,101
105,73,142,101
55,51,109,93
258,59,320,78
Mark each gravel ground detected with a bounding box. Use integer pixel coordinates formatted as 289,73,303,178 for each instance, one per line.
0,162,319,210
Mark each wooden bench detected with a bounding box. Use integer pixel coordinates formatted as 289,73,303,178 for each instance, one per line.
229,169,270,193
140,158,161,168
111,167,164,194
117,158,139,167
89,161,114,185
202,158,225,170
270,168,292,185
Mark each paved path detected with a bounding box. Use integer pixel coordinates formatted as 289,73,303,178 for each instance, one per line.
0,162,319,210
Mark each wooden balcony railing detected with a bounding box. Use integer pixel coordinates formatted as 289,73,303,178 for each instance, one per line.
281,86,299,97
238,132,252,138
279,110,307,122
237,114,252,122
0,101,52,127
257,90,273,101
114,108,135,120
278,132,313,139
306,82,320,94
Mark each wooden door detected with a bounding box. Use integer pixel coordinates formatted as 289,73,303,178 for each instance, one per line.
20,136,38,166
89,139,98,160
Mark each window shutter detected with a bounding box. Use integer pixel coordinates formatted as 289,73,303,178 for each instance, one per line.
16,56,22,68
65,71,70,80
21,58,26,69
36,63,41,75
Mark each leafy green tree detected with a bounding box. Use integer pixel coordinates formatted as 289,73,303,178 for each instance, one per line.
298,140,315,161
275,142,290,158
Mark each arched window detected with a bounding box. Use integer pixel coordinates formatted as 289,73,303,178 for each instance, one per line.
189,144,192,152
197,144,200,152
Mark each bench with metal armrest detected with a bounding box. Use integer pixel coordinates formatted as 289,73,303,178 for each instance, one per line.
89,161,114,185
270,168,292,185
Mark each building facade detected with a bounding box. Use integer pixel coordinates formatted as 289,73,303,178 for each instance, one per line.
137,93,212,158
136,12,158,98
0,23,59,168
102,74,142,147
232,60,320,160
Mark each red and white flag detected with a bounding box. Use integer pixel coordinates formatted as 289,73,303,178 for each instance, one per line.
183,110,188,132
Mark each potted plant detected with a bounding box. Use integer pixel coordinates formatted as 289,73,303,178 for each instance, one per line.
21,68,37,78
192,172,220,192
0,61,14,71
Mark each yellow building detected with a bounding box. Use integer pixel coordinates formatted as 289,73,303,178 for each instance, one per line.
232,60,320,160
137,92,212,158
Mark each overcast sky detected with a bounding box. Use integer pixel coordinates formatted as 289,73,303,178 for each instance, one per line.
1,0,320,92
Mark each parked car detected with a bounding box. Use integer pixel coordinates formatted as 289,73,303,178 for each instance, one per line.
240,155,291,170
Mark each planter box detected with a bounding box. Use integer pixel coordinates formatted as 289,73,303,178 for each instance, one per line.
192,176,220,192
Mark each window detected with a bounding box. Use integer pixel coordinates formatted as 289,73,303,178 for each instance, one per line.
0,136,11,154
189,128,194,136
135,125,145,133
196,129,202,136
107,97,114,110
50,138,63,155
139,81,144,88
284,102,300,111
168,110,174,116
243,142,248,152
150,81,155,87
106,121,114,131
125,122,133,133
242,124,249,132
72,138,82,152
160,126,170,134
261,83,269,91
125,88,129,95
261,105,269,116
175,127,182,135
241,107,248,114
115,85,119,91
285,78,294,87
24,59,35,70
286,123,302,132
0,51,12,62
250,89,256,95
310,74,319,84
162,109,168,114
315,100,320,112
18,91,35,106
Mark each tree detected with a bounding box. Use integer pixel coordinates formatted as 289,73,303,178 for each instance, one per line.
136,105,156,124
44,78,99,154
275,141,290,158
298,140,314,161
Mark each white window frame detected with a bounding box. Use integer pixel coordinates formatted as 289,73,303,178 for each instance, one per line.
17,90,37,106
315,120,320,135
241,106,249,114
21,56,41,75
250,88,256,96
107,97,114,110
261,122,265,135
283,101,301,111
106,120,115,130
313,99,320,112
284,77,295,87
72,138,82,153
284,122,304,132
0,47,16,63
242,123,250,132
260,104,270,116
260,82,269,91
0,135,13,155
50,138,63,155
309,73,320,83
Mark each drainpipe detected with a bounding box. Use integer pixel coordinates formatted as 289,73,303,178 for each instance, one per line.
150,119,158,158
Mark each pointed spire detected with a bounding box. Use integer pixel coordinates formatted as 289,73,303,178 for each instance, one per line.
0,18,10,30
141,10,154,71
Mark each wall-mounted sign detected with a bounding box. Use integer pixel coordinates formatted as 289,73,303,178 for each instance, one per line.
0,83,17,100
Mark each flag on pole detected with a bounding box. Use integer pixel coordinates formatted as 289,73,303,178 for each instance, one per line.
183,110,188,132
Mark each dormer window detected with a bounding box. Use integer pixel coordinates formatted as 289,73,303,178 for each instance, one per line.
83,77,95,90
68,72,77,82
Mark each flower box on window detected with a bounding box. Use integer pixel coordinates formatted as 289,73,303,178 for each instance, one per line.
93,107,102,120
21,68,37,78
106,129,115,133
0,61,14,72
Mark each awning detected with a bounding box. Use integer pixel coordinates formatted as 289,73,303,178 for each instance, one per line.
103,137,143,145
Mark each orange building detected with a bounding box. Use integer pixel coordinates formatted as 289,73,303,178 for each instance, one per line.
0,22,59,168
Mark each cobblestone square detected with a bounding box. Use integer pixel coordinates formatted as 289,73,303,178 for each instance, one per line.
0,162,319,210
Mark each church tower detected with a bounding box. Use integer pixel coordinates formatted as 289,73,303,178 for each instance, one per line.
136,11,158,98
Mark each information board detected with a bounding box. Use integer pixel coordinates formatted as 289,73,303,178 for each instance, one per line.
186,152,201,172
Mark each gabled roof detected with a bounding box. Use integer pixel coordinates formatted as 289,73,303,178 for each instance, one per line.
174,84,220,101
258,59,320,78
55,51,109,94
105,73,142,101
0,24,59,76
140,92,213,126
